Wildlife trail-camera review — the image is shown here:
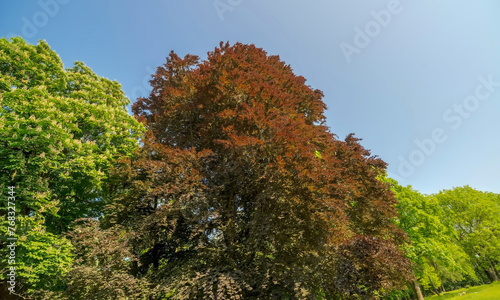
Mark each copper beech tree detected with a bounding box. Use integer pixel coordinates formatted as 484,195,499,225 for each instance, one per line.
90,42,412,299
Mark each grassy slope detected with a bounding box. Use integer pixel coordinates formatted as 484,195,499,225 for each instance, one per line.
426,282,500,299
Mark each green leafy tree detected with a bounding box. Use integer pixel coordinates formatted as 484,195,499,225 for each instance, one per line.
385,178,478,299
436,186,500,283
0,37,143,296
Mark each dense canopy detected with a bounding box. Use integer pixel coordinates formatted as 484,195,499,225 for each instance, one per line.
0,37,143,296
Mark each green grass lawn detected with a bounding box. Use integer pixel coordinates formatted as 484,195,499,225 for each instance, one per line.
426,282,500,299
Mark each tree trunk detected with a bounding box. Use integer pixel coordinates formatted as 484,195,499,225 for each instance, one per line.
488,265,499,282
428,276,440,296
411,280,425,300
488,258,499,281
482,264,498,283
483,268,494,283
431,259,446,294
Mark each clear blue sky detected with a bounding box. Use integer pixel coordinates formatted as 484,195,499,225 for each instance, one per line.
2,0,499,195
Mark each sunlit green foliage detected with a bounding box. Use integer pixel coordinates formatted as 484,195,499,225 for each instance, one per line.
436,186,500,284
384,177,499,298
0,37,143,296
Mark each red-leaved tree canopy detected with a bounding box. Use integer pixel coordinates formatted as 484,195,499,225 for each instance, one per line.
102,42,412,299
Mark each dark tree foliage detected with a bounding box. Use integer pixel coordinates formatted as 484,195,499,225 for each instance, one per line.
333,235,413,299
94,42,411,299
62,219,150,300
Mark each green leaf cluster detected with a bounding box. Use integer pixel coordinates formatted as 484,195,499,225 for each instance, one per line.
0,37,144,295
